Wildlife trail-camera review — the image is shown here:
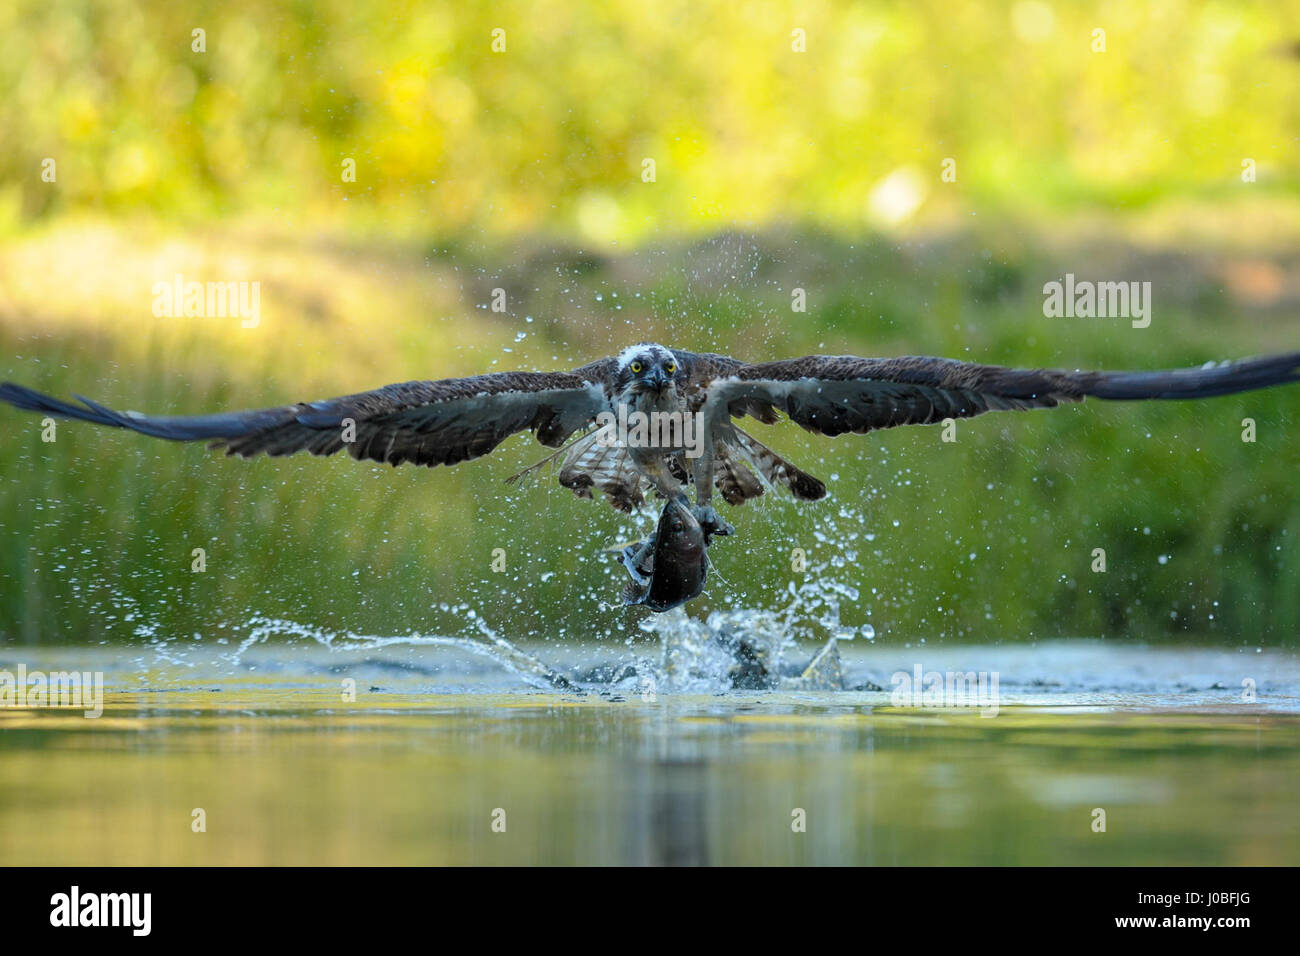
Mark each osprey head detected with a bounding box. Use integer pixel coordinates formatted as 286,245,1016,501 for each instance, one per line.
615,343,679,397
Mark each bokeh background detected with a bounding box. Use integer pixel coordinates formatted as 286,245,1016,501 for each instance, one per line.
2,0,1298,648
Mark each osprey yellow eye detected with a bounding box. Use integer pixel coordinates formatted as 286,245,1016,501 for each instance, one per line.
630,362,643,373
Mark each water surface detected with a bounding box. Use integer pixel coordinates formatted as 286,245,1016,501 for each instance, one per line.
2,635,1297,865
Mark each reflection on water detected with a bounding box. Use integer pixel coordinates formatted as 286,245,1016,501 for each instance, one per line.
1,640,1298,865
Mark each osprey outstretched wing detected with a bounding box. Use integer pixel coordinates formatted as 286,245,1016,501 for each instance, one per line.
0,368,612,468
704,352,1300,435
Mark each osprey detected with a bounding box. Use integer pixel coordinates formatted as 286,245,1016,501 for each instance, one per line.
3,345,1299,543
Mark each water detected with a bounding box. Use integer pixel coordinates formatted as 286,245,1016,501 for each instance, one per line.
2,625,1298,865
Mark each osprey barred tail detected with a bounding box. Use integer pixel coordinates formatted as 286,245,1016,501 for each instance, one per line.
3,344,1299,542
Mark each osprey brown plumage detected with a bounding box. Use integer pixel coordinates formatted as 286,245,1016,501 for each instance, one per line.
3,346,1299,537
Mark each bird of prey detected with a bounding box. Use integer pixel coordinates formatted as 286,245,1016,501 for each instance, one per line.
3,344,1299,549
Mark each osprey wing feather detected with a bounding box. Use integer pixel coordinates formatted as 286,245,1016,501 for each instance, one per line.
0,370,609,468
706,353,1300,436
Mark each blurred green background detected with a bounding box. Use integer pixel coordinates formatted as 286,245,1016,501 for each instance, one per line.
1,0,1298,647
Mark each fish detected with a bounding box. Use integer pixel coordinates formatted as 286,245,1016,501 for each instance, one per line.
619,498,713,612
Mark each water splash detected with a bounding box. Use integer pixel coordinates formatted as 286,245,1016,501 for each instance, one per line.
112,497,881,694
225,607,574,689
631,499,878,691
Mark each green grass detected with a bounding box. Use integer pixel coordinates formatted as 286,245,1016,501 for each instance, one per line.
1,223,1297,647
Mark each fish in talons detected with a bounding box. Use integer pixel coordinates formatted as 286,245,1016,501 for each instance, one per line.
619,497,720,612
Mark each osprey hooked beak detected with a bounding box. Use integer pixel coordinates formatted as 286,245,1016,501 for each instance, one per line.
644,367,669,393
